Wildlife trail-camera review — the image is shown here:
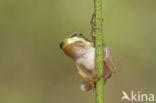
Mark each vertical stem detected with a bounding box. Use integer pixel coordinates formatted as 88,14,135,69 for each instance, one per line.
94,0,104,103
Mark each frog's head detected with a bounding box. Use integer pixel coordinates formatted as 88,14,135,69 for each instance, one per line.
60,33,92,59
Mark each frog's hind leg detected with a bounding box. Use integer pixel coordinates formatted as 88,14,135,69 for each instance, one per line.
80,81,95,91
103,46,116,73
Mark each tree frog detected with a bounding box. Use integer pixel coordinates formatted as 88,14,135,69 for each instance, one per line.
60,33,116,91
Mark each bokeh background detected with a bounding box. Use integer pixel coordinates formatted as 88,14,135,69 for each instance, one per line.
0,0,156,103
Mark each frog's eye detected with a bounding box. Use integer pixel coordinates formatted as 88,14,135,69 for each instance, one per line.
70,33,82,38
77,33,82,37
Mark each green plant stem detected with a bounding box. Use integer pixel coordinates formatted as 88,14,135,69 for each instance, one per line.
94,0,104,103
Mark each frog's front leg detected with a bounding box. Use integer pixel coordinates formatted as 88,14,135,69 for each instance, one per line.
90,11,96,46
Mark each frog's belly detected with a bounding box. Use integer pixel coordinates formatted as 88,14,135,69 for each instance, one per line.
76,48,95,72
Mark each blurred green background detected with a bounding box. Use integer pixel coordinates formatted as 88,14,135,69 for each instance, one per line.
0,0,156,103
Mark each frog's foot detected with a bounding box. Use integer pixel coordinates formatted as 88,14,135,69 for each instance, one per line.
80,81,95,91
91,74,104,82
91,73,110,84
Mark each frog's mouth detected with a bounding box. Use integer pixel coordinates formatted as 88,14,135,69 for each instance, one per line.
60,41,64,49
